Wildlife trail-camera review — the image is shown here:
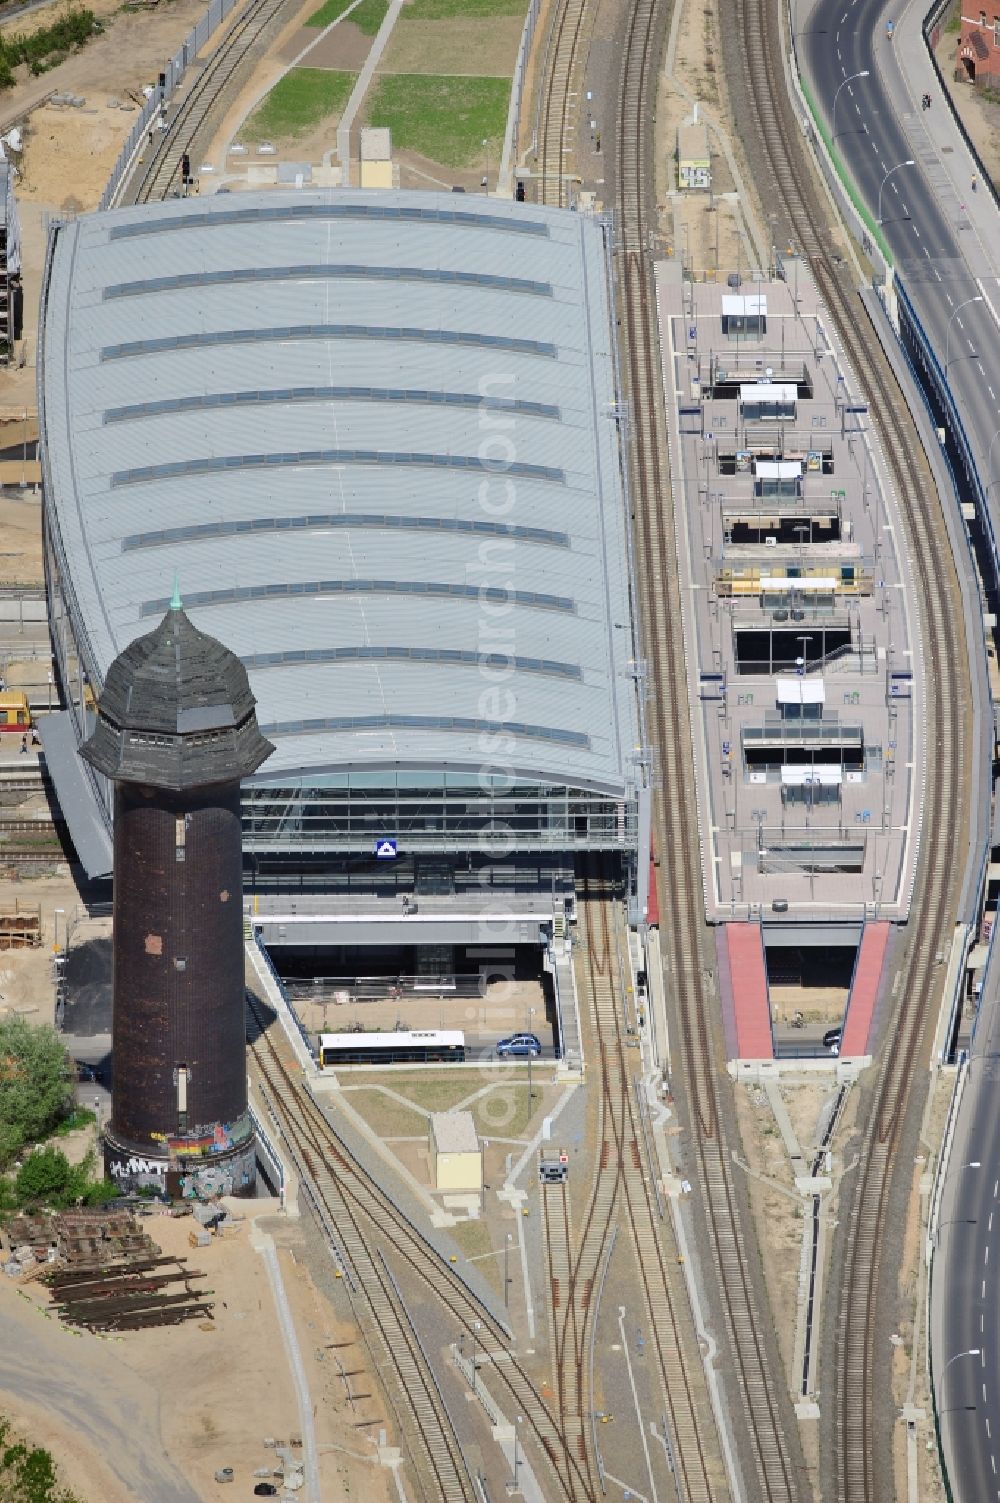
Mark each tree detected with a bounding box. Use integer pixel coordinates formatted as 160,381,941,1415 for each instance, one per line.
14,1146,75,1208
0,1018,73,1167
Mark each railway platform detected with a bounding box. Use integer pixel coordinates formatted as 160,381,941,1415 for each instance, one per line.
655,260,923,926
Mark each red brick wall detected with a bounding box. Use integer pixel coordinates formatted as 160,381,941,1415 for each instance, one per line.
959,15,1000,82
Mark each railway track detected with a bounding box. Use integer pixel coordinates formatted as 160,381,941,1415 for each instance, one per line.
534,0,589,206
123,0,296,205
0,844,67,862
725,1,969,1498
247,994,591,1502
612,0,811,1497
579,866,719,1502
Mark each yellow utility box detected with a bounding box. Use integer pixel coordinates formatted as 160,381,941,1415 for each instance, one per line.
429,1111,482,1192
359,127,395,190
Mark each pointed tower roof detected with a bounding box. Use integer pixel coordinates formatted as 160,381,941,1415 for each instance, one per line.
80,605,273,790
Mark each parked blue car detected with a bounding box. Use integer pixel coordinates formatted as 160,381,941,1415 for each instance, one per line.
496,1032,542,1058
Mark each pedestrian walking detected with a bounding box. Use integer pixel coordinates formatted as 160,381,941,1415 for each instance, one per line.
19,734,27,755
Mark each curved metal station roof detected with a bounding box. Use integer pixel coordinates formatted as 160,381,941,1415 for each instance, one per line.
40,189,639,794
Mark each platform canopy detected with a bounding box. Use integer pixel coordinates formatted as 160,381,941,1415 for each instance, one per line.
780,765,843,785
775,676,825,705
760,576,837,592
739,382,796,405
721,294,767,318
754,460,801,479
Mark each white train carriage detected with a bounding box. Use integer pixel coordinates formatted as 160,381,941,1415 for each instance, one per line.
319,1029,466,1067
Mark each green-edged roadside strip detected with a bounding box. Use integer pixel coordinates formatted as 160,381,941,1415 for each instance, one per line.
798,69,893,266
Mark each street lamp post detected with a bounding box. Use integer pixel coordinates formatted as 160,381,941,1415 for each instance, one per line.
472,1319,481,1396
937,1348,981,1407
513,1415,523,1492
877,159,915,224
833,70,869,138
527,1005,536,1101
504,1232,513,1308
988,426,1000,498
935,1217,977,1246
946,295,984,371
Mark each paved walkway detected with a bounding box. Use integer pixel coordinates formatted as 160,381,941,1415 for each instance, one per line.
878,0,1000,287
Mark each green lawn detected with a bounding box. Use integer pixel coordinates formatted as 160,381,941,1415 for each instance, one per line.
347,1071,473,1112
344,1088,428,1137
471,1083,544,1139
244,68,357,140
306,0,389,30
403,0,526,16
366,72,509,166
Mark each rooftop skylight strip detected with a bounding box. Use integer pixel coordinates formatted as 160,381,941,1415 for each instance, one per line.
104,264,552,301
140,579,575,616
101,324,558,362
108,202,550,241
259,713,589,748
241,645,582,681
105,386,560,424
123,512,570,551
112,449,565,487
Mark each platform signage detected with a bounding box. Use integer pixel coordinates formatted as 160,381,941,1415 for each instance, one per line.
374,839,398,859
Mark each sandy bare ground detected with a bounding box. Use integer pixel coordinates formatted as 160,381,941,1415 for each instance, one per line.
0,1204,395,1502
0,0,210,403
0,491,41,584
653,0,758,276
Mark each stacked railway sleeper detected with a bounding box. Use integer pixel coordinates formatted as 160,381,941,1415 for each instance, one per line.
246,994,591,1502
611,0,810,1495
124,0,300,205
42,1257,213,1331
727,0,969,1498
4,1210,213,1330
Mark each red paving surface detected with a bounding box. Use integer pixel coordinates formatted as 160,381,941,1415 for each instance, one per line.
727,923,773,1059
840,922,891,1056
647,856,660,927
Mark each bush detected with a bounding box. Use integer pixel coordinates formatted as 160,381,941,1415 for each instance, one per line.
14,1146,75,1207
53,1107,96,1137
0,8,99,91
0,1414,82,1503
0,1019,73,1167
10,1147,116,1210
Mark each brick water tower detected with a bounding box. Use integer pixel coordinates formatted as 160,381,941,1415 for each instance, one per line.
80,588,273,1197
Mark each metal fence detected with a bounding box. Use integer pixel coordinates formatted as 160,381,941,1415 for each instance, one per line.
498,0,541,196
99,0,243,211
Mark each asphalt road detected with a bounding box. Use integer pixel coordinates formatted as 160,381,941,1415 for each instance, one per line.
801,0,1000,539
930,1037,1000,1500
800,0,1000,1493
0,1279,198,1502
